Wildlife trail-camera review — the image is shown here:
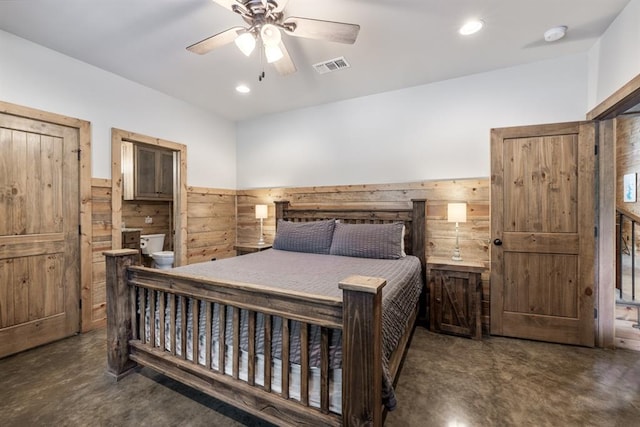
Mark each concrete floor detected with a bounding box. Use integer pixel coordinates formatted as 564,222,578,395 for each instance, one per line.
1,327,640,426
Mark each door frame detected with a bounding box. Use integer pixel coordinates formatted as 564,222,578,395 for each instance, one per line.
0,100,92,332
111,129,187,267
587,73,640,348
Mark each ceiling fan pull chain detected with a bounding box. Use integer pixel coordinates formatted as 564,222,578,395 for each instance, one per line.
258,44,266,81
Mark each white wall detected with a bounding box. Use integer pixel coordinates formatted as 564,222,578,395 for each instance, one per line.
588,0,640,109
0,30,237,189
236,54,588,189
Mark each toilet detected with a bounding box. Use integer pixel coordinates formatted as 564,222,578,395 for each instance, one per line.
151,251,174,269
140,234,174,270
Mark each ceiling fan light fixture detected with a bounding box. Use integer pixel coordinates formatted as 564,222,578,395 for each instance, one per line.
265,44,284,63
260,23,282,46
235,31,256,56
459,19,484,36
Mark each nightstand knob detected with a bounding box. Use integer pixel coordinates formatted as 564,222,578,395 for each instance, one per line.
493,239,503,246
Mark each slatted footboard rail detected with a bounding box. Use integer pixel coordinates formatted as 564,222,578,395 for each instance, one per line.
105,249,386,427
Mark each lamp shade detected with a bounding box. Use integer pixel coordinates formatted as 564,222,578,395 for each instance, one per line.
264,44,283,63
235,31,256,56
447,203,467,223
255,204,268,219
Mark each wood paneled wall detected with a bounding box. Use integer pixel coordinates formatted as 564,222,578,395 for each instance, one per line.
122,200,173,250
237,179,491,331
89,178,112,331
186,187,237,264
87,181,237,331
237,179,490,259
88,179,489,332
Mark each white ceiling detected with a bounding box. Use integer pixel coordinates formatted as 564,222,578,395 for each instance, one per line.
0,0,631,122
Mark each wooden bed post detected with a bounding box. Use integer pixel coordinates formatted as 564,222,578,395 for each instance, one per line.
411,199,426,272
339,275,386,427
274,200,290,225
104,249,139,380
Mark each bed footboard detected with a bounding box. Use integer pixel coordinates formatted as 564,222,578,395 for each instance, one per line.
104,250,387,427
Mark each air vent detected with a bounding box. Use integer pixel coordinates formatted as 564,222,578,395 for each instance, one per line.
313,56,351,74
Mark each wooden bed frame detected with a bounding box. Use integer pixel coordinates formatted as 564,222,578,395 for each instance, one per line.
104,199,425,427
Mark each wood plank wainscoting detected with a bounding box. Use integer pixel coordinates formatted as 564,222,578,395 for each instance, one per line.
236,179,491,333
87,179,490,333
186,187,237,264
86,182,237,331
89,178,113,331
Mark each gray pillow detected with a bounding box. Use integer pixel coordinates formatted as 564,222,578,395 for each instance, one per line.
273,219,336,254
329,222,405,259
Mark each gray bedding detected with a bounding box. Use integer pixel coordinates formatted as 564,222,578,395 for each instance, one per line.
170,248,423,410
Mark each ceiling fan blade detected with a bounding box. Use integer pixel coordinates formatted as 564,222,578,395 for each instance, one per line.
282,17,360,44
211,0,239,12
186,26,243,55
273,41,296,75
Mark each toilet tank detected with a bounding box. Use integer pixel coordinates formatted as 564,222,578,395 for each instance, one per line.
140,234,165,255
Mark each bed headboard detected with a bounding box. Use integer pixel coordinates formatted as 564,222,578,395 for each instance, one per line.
274,199,426,270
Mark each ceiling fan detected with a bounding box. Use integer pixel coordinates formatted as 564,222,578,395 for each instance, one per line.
186,0,360,76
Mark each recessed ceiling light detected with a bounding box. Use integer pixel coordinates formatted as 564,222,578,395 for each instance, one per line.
235,84,250,94
459,19,484,36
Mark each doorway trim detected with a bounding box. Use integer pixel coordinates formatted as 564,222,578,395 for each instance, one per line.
111,129,187,267
0,100,92,332
587,73,640,121
587,73,640,348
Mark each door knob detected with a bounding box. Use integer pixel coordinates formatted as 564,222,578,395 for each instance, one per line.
493,239,503,246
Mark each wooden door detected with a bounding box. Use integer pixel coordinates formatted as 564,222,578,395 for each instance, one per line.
0,113,80,357
490,122,596,347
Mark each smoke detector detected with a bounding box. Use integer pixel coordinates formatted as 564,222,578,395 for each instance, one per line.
544,26,567,42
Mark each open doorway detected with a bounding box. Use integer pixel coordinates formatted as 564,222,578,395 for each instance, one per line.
612,113,640,350
111,129,187,266
588,74,640,348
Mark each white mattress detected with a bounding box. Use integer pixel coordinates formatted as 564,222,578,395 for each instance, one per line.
144,296,342,413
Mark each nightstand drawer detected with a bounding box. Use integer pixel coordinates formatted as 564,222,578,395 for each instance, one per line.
122,232,140,245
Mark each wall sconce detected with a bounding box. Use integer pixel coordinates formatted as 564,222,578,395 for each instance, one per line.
255,204,268,245
448,202,467,261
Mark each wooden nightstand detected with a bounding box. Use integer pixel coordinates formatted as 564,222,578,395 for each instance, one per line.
428,256,484,340
234,243,272,256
